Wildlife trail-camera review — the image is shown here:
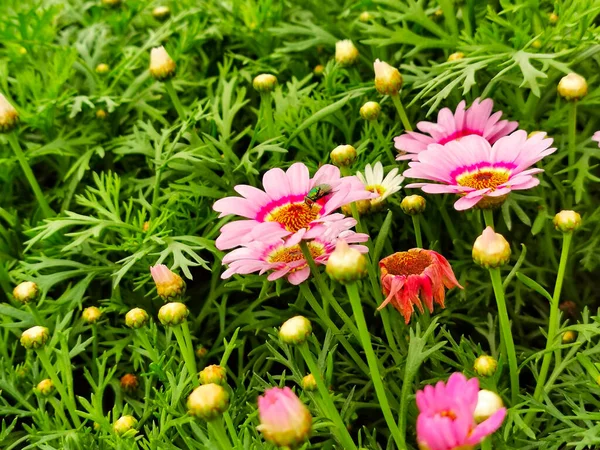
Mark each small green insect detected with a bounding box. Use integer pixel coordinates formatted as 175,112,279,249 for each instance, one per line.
304,184,332,206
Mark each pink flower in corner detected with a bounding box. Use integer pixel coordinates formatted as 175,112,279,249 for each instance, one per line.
221,230,368,285
394,98,518,161
403,131,556,210
257,387,312,447
592,131,600,147
213,163,376,250
416,373,506,450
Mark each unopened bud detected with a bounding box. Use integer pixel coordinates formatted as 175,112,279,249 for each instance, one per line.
335,40,359,66
301,374,317,391
96,109,108,119
253,74,277,93
187,383,230,420
557,73,587,101
150,264,186,300
474,390,504,423
359,11,373,22
20,326,50,350
0,93,19,133
532,40,542,49
473,355,498,377
447,52,464,62
101,0,121,7
82,306,102,324
36,379,55,396
360,101,381,121
142,221,150,232
113,415,137,436
553,210,581,233
549,13,558,24
199,364,227,386
13,281,39,304
158,302,189,326
96,63,110,74
18,46,27,55
120,374,139,393
152,6,171,21
125,308,149,328
325,240,367,283
196,346,208,358
330,145,357,168
258,387,312,447
279,316,312,345
313,65,324,76
149,46,176,81
401,195,426,215
562,330,577,344
472,227,511,269
373,59,402,96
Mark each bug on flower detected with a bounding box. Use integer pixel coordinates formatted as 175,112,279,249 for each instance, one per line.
304,184,332,207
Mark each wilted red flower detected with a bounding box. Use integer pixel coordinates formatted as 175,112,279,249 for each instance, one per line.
378,249,462,323
120,374,139,393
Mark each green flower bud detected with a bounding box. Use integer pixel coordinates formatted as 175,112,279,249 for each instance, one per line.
562,330,577,344
325,240,367,284
82,306,102,324
558,73,587,101
373,59,402,96
401,195,426,215
473,355,498,377
359,101,381,121
472,227,511,269
196,345,208,358
125,308,149,329
553,210,581,233
20,326,50,350
95,63,110,74
187,383,230,420
113,415,137,436
447,52,464,62
301,374,317,391
152,6,171,21
253,74,277,93
199,364,227,386
36,379,55,396
13,281,39,304
313,65,325,76
101,0,121,6
158,302,189,326
279,316,312,345
359,11,373,22
330,144,357,168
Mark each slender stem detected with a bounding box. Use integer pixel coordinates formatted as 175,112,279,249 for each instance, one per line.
172,325,198,387
483,209,494,228
374,121,395,164
412,215,423,248
298,344,357,450
346,283,405,449
528,233,572,418
7,133,54,218
27,304,45,327
567,101,577,205
208,419,234,450
164,80,187,122
391,94,412,131
92,324,98,379
260,92,274,139
150,145,163,222
180,321,198,384
36,348,81,427
489,268,519,404
223,411,242,448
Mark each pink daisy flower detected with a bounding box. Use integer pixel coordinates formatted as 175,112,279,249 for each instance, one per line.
221,230,368,285
394,98,518,161
213,163,376,250
403,131,556,210
592,131,600,146
416,373,506,450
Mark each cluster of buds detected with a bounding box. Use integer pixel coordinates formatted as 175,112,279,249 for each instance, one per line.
21,326,50,350
113,415,137,436
472,227,511,269
187,383,230,420
199,365,227,386
149,46,176,81
330,144,357,168
253,74,277,94
279,316,312,345
553,210,582,233
401,195,426,216
373,59,402,96
13,281,38,304
557,73,587,101
158,302,189,326
473,355,498,377
82,306,102,324
335,40,359,66
150,264,186,300
0,93,19,133
125,308,149,328
325,240,367,284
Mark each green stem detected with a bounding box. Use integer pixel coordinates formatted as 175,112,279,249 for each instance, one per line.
172,325,198,387
92,324,98,379
489,268,519,405
27,304,45,327
346,283,405,449
374,121,395,164
391,94,412,132
36,348,81,427
260,92,274,139
527,233,572,421
223,411,241,448
7,133,54,218
164,79,187,122
298,344,357,450
208,419,234,450
412,215,423,248
483,209,494,228
150,147,163,222
567,101,577,204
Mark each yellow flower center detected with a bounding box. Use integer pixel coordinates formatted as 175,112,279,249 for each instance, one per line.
265,202,321,233
381,250,432,277
366,185,385,196
268,242,325,267
456,168,510,191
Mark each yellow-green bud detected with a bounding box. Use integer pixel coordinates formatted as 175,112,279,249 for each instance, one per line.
359,11,373,22
330,145,357,168
401,195,426,215
359,101,381,121
253,74,277,93
13,281,39,304
447,52,464,62
473,355,498,377
125,308,149,329
101,0,121,7
187,383,230,420
82,306,102,324
532,40,542,49
562,330,577,344
472,227,511,269
96,63,110,74
196,346,208,358
113,415,137,436
18,46,27,55
313,65,324,76
335,40,359,66
474,390,504,423
301,374,317,391
325,240,367,283
20,326,50,350
0,93,19,133
36,379,55,396
279,316,312,345
553,210,581,233
557,73,587,101
199,365,227,386
149,46,176,81
549,13,558,24
96,109,108,119
373,59,402,96
150,264,186,300
158,302,189,326
152,6,171,21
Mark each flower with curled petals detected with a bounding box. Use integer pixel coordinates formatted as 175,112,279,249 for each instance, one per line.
394,98,518,161
403,131,556,210
416,373,506,450
213,163,376,250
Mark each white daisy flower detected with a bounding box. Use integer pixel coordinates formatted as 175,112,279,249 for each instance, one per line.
357,161,404,206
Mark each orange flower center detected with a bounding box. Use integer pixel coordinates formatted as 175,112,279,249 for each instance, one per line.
265,202,321,233
439,410,457,420
268,242,325,268
366,185,385,196
456,168,510,191
382,250,432,276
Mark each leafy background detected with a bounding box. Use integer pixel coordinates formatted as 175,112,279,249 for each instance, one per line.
1,0,600,448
